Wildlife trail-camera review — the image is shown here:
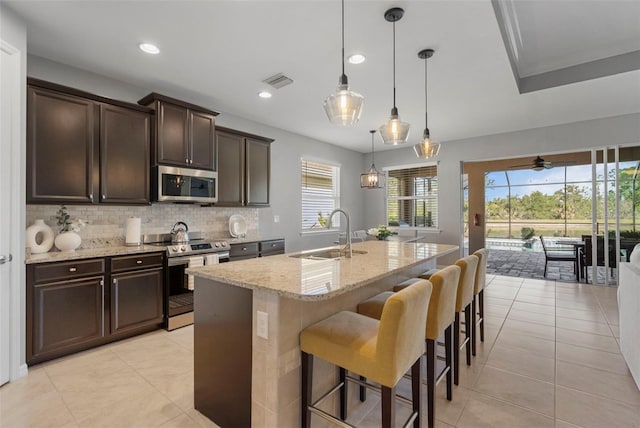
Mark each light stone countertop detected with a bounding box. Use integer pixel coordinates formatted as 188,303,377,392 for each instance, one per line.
25,245,165,264
186,240,459,301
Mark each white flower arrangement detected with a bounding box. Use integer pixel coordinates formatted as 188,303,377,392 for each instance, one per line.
56,206,88,233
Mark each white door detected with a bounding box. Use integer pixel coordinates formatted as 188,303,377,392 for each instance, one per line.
0,41,17,386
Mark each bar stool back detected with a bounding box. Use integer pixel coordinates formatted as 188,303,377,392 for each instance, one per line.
471,248,489,356
300,279,432,428
453,255,479,385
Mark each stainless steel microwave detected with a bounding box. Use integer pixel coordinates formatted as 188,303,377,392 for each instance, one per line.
154,165,217,203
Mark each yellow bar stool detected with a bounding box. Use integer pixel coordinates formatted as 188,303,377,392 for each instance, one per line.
471,248,489,356
451,255,479,385
300,280,432,428
358,265,461,428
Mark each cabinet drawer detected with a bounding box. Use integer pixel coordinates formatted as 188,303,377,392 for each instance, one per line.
33,259,105,283
110,253,164,273
259,239,284,256
230,242,259,259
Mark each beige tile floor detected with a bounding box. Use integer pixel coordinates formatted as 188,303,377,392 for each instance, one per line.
2,275,639,427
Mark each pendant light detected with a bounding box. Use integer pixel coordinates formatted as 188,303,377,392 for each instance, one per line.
414,49,441,158
361,130,384,189
323,0,364,125
379,7,410,145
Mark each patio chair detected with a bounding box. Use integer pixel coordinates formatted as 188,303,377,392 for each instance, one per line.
582,236,619,283
539,236,577,278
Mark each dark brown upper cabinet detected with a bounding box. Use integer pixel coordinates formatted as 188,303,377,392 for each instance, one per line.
138,93,219,170
216,127,273,207
27,78,152,205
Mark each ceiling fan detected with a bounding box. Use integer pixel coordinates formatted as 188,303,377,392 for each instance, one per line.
509,156,575,171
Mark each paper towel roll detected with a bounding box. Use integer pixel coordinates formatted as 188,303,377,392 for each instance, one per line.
125,217,141,246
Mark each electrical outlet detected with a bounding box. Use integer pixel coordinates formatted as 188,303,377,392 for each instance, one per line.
257,311,269,339
274,215,280,223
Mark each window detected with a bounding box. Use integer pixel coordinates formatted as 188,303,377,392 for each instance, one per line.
386,164,438,228
301,159,340,231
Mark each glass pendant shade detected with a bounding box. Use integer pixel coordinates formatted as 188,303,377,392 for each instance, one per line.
414,130,440,158
323,78,364,125
380,108,410,145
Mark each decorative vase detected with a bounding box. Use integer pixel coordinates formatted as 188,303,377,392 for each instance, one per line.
55,231,82,252
630,243,640,267
26,219,54,254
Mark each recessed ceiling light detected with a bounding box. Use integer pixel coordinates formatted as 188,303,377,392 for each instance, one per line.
348,54,366,64
258,91,272,99
139,43,160,55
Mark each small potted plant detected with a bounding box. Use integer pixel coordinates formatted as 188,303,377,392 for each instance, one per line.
54,206,87,252
367,225,397,240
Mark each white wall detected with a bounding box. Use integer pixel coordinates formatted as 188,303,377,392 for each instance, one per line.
365,113,640,263
27,55,366,253
1,4,27,379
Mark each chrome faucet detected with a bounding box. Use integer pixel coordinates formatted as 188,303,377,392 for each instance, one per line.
327,209,352,258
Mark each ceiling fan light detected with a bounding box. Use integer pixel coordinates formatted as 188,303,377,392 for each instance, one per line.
379,111,410,145
532,165,545,171
414,134,440,158
323,81,364,125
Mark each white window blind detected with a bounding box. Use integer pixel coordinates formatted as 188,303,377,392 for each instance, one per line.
387,165,438,228
301,159,340,230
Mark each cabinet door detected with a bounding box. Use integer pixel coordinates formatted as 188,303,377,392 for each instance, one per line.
157,101,189,166
189,110,216,170
246,139,270,206
216,131,245,206
27,87,97,203
31,276,105,362
111,267,163,335
100,104,150,204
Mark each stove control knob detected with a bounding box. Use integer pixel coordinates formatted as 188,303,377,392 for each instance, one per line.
180,246,186,252
215,242,220,247
170,246,178,253
221,241,228,247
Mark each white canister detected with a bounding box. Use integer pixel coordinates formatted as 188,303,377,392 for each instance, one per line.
125,217,142,246
26,219,54,254
630,243,640,266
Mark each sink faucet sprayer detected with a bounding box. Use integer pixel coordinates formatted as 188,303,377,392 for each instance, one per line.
327,209,352,258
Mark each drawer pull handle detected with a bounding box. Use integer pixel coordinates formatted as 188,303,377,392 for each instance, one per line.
242,247,247,251
68,267,77,272
271,244,276,247
136,260,143,264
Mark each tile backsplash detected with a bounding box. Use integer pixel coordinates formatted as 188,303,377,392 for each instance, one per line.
27,204,259,249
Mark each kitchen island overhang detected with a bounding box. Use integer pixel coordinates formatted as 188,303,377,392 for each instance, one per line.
188,240,459,427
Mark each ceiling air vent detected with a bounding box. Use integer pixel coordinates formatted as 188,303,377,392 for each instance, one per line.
262,73,294,89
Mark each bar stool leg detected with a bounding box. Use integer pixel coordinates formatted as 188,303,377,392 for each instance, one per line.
465,303,472,366
359,375,366,402
471,296,477,357
479,290,485,342
445,325,453,401
339,367,347,420
411,359,421,428
453,313,460,386
426,339,436,428
381,385,396,428
301,351,313,428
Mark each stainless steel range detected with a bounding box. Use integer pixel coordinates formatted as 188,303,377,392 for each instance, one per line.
144,232,230,330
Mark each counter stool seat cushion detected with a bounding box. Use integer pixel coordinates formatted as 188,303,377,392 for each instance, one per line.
302,280,432,388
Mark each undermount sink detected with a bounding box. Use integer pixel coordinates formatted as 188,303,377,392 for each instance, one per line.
289,249,368,260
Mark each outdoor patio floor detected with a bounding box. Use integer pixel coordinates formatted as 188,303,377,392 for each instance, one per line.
487,249,618,284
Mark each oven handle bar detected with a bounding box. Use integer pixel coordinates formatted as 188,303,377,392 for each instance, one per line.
168,251,230,266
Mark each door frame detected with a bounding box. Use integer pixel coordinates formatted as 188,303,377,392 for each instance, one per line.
1,39,28,381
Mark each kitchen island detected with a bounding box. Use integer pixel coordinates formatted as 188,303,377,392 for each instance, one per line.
187,240,459,427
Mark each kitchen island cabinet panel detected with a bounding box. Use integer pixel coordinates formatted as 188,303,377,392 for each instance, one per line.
30,276,105,364
111,267,164,334
27,86,97,204
100,104,150,204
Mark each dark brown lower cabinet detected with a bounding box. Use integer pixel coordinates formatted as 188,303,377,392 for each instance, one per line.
111,267,163,334
27,252,165,365
31,276,105,362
